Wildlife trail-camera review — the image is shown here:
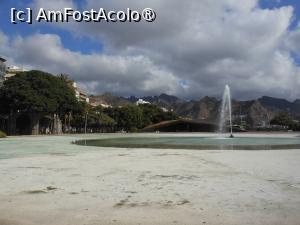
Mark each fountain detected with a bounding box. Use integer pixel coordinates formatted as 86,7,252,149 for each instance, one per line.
74,85,300,150
219,85,234,138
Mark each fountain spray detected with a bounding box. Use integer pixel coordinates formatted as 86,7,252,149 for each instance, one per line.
219,85,234,138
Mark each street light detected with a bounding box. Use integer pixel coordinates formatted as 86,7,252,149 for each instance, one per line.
84,111,88,135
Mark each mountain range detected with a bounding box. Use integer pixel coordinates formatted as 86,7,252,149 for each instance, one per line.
90,93,300,127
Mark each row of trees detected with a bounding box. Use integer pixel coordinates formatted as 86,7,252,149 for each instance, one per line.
105,104,178,132
0,70,178,134
72,103,179,133
270,112,300,131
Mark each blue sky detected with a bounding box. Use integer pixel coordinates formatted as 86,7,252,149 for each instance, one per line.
260,0,300,28
1,0,300,100
0,0,299,54
0,0,300,53
0,0,103,54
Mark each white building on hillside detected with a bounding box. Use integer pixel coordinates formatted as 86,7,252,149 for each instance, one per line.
5,66,27,80
136,99,150,105
0,57,7,85
72,82,90,103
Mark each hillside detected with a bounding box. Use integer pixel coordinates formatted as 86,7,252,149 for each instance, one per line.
90,94,300,127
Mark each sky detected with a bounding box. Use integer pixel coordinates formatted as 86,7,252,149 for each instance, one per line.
1,0,300,100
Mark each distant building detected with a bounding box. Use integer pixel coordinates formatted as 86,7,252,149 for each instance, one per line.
89,99,111,108
72,82,90,103
136,99,150,105
0,57,7,85
161,107,170,112
93,103,112,108
89,96,112,108
5,66,28,80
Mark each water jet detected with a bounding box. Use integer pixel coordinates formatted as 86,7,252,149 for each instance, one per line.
219,85,234,138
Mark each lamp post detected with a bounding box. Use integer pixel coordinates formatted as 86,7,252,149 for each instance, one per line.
84,111,88,135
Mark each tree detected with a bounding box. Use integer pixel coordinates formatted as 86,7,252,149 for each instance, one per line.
270,112,295,128
104,105,143,132
85,106,116,131
291,122,300,131
0,70,81,116
138,104,179,127
104,104,179,132
70,105,117,132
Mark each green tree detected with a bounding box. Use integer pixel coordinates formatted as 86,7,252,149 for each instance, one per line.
138,104,179,127
118,105,143,132
105,104,179,132
0,70,81,116
86,106,116,130
105,105,143,132
71,105,116,132
270,112,295,128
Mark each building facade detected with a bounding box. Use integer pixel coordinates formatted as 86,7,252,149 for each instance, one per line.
5,66,27,80
72,82,90,103
0,57,7,85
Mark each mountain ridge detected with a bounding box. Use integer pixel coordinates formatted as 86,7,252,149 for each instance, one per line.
90,93,300,127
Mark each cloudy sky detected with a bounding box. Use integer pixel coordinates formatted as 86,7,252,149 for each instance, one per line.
1,0,300,100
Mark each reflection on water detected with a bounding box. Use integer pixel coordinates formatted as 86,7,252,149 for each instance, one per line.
75,136,300,150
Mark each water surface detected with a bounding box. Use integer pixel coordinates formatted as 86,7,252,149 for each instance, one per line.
75,136,300,150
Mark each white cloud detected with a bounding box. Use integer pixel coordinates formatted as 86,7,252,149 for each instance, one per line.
2,0,300,100
6,33,183,96
286,22,300,56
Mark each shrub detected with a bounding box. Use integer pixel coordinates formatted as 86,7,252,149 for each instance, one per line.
0,130,7,138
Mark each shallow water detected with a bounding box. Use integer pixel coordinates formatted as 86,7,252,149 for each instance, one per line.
0,136,84,159
75,136,300,150
1,134,299,160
